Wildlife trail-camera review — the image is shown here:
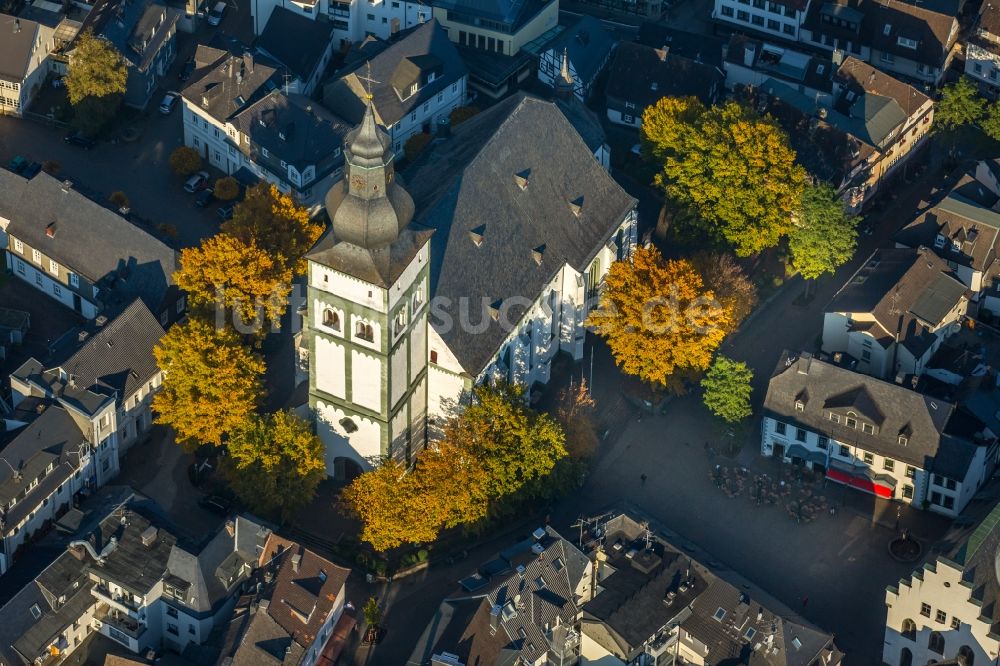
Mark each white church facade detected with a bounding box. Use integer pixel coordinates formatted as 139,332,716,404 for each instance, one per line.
305,86,637,479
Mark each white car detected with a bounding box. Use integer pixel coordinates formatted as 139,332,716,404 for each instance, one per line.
159,91,179,115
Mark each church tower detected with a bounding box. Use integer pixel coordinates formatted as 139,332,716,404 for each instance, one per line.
305,97,433,479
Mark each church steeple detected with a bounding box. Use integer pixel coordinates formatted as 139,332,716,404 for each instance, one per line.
325,95,415,249
555,48,575,100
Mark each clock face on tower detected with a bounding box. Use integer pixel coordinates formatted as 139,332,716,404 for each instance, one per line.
351,175,364,190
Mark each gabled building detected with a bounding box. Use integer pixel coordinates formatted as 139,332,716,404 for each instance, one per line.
967,2,1000,98
0,171,181,325
249,0,430,47
822,248,969,381
896,164,1000,311
255,7,336,97
536,16,615,103
0,14,57,116
723,36,835,105
322,19,467,157
578,512,844,666
218,532,353,666
884,500,1000,666
305,93,636,476
605,42,723,128
0,500,270,662
712,0,813,43
800,0,959,85
762,350,998,516
88,0,181,109
407,526,593,666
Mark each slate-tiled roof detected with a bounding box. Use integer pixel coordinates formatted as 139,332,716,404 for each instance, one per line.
182,45,282,123
256,6,333,82
605,41,722,109
434,0,549,32
404,94,636,375
2,173,177,315
322,20,466,129
53,298,164,404
232,92,350,173
935,501,1000,633
764,350,964,471
0,570,96,665
540,15,615,85
94,0,180,72
835,56,930,116
726,35,834,94
895,192,1000,273
980,1,1000,37
636,23,726,68
827,248,968,357
0,15,46,81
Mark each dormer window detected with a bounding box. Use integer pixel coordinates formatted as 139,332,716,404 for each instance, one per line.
898,435,908,446
829,413,840,424
845,417,857,429
795,401,804,411
862,423,874,434
409,82,418,97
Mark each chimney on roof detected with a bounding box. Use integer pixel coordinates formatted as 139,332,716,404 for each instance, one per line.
291,552,301,573
654,47,668,62
141,526,158,547
13,18,20,32
45,222,57,238
514,169,530,190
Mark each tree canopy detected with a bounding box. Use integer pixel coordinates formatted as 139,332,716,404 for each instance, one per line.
555,380,599,459
222,183,321,275
175,233,292,329
152,319,265,448
587,246,732,386
690,252,757,333
169,147,203,176
213,176,241,201
642,97,806,256
701,355,754,423
936,77,986,129
64,32,127,134
788,183,859,281
225,410,326,521
982,102,1000,142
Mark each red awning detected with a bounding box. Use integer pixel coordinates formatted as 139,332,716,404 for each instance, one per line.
826,467,893,498
316,609,357,666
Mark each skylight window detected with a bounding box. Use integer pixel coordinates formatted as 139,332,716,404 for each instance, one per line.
29,604,41,620
714,607,727,621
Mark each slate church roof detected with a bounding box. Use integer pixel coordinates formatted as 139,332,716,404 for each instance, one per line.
404,93,636,375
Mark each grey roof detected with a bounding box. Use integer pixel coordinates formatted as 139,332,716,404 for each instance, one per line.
182,46,282,123
2,173,177,314
0,168,29,221
0,570,96,665
322,19,466,129
764,351,964,471
827,248,968,357
636,24,726,68
0,15,45,81
89,507,177,596
256,7,333,82
541,15,615,84
896,191,1000,273
232,92,350,173
433,0,549,32
54,299,164,404
404,94,636,375
230,608,306,666
554,97,605,153
166,521,252,614
95,0,180,72
726,35,833,94
605,42,722,109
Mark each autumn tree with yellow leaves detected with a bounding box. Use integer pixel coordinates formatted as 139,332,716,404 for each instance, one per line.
587,246,732,387
340,382,567,551
225,410,326,521
642,97,806,256
222,183,322,275
152,319,265,449
175,234,293,329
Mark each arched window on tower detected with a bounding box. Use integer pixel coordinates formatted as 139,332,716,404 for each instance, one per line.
958,645,975,666
323,308,340,331
928,632,945,655
356,321,374,342
900,648,912,666
901,619,916,641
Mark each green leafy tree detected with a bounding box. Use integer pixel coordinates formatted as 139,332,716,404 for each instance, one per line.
152,319,265,448
226,411,325,521
936,77,986,129
108,191,129,210
404,133,433,162
363,597,382,627
982,102,1000,141
642,97,806,256
64,32,127,134
701,355,754,423
169,146,203,176
788,183,859,282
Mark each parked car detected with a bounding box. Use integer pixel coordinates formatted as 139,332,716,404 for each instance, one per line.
64,132,96,149
217,202,235,220
22,162,42,178
207,0,225,25
159,91,179,114
195,188,214,207
183,170,210,193
7,155,27,173
178,58,195,81
198,495,232,515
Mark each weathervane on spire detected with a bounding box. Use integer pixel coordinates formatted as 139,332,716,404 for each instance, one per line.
358,61,380,102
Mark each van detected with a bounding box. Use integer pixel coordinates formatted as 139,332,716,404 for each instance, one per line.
207,1,225,25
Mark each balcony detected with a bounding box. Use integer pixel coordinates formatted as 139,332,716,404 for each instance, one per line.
96,605,146,641
92,584,141,618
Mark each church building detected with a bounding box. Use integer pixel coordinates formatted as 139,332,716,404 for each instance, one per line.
306,84,637,479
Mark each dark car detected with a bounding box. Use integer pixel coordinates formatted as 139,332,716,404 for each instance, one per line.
64,132,96,149
21,162,42,178
195,188,214,207
7,155,28,173
217,202,235,220
178,58,195,81
198,495,232,515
